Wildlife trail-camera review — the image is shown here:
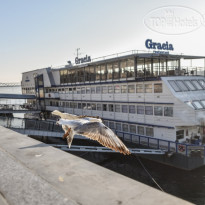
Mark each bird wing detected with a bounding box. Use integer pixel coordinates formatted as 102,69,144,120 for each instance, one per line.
52,110,79,120
58,119,87,129
74,122,130,155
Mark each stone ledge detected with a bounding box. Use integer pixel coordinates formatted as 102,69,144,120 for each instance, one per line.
0,126,192,205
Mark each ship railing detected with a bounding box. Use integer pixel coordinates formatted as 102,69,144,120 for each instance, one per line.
0,117,63,133
116,131,205,158
0,116,204,158
0,104,38,111
90,50,150,62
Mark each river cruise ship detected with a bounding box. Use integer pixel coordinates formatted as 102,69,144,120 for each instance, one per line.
21,48,205,170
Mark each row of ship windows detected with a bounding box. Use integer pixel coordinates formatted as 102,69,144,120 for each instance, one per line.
103,120,154,137
45,83,163,94
47,101,173,117
169,79,205,92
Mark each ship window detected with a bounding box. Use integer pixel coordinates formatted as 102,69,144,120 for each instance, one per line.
82,103,86,109
96,65,101,81
85,67,90,82
109,121,115,129
138,126,144,135
87,103,91,110
129,105,136,114
145,84,152,93
120,60,127,78
113,62,120,79
146,127,154,137
115,104,121,112
70,102,74,108
77,68,84,83
154,83,162,93
86,87,91,94
121,85,127,93
60,70,64,84
122,124,129,132
154,106,163,116
90,66,95,82
103,120,109,127
103,104,107,111
68,70,73,83
176,80,189,91
91,103,96,110
122,105,128,113
164,107,173,117
81,87,85,94
168,80,181,92
73,87,77,94
130,125,136,133
101,64,106,80
63,70,68,84
128,85,135,93
184,80,196,91
192,101,203,109
176,130,184,140
136,84,144,93
78,103,82,109
137,58,144,78
108,86,113,93
97,104,102,111
145,106,153,115
102,86,108,94
91,87,95,94
74,102,77,109
116,123,121,131
71,70,76,83
77,87,81,94
69,88,72,94
127,58,135,78
107,63,113,80
108,104,114,112
198,80,205,88
114,85,120,93
96,86,101,94
62,102,65,107
137,105,144,114
200,100,205,108
65,88,69,93
192,80,203,90
67,70,71,83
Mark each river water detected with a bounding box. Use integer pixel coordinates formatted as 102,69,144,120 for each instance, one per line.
1,86,205,204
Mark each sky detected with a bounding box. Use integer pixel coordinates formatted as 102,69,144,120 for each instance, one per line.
1,0,205,82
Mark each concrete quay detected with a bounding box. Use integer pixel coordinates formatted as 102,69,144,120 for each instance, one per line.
0,126,192,205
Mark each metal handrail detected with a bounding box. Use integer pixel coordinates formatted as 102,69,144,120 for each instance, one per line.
0,117,204,157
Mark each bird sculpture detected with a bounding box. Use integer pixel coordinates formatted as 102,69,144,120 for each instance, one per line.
52,110,130,155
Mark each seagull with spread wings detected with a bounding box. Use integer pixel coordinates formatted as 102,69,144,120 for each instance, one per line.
52,110,130,155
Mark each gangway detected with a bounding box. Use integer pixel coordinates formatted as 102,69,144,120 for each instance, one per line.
51,144,166,155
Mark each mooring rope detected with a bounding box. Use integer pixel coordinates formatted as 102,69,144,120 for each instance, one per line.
134,155,164,192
